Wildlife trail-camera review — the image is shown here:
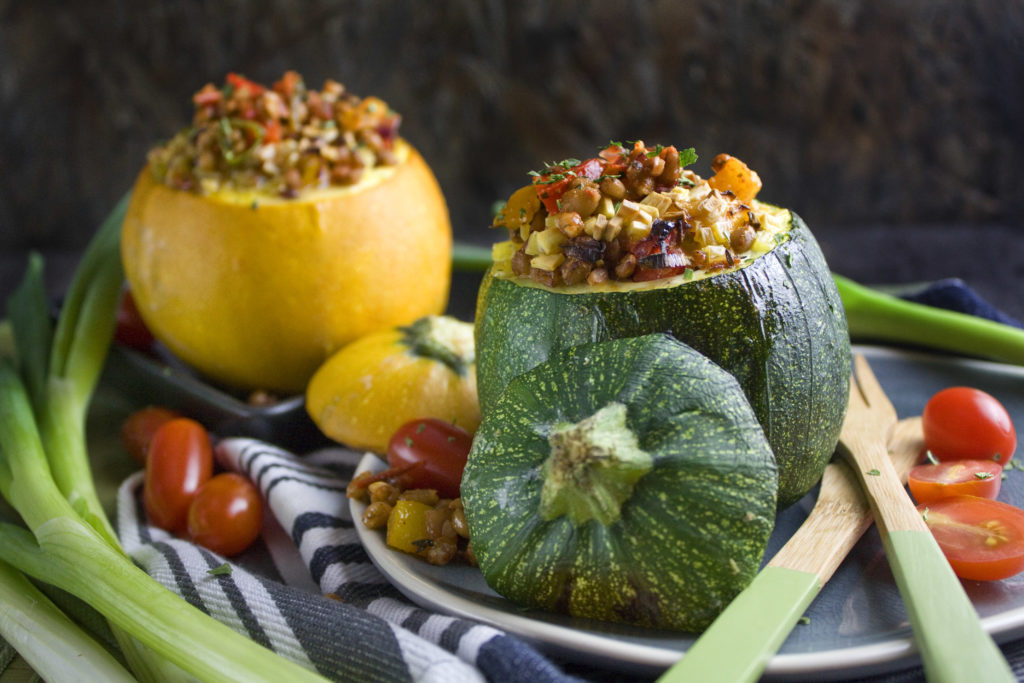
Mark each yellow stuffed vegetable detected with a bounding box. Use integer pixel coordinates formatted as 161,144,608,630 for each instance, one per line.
306,315,479,453
121,72,451,394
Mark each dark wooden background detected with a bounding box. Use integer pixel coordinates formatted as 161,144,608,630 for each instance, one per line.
2,0,1023,317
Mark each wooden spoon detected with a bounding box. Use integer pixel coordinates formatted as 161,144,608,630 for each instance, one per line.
835,354,1014,682
659,416,924,683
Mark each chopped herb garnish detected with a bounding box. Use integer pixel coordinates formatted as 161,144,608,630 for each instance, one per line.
447,436,456,442
207,563,232,576
683,268,694,281
678,147,698,167
922,507,930,522
926,450,939,465
798,616,811,625
250,200,260,211
647,144,665,158
416,423,426,434
533,173,567,185
866,468,881,476
976,472,995,480
405,436,413,447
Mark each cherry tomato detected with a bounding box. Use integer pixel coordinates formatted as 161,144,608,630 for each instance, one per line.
187,473,263,556
120,406,183,465
385,418,473,498
144,418,214,533
908,459,1003,504
114,288,155,350
919,496,1024,581
922,387,1016,465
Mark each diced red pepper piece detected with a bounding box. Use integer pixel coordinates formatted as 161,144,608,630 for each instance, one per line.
598,143,629,174
273,70,303,98
226,72,265,96
264,118,283,143
192,84,222,106
534,157,606,214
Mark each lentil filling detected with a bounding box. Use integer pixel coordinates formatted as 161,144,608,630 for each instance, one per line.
147,71,402,198
347,468,475,567
491,141,789,288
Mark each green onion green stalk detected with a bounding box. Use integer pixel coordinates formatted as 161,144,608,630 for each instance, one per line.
0,557,134,682
0,198,328,682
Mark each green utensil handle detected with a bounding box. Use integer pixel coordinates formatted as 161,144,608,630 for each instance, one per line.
834,274,1024,366
657,566,820,683
884,530,1015,683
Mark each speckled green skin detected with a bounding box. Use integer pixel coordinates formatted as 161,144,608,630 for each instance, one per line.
462,334,778,632
474,212,850,507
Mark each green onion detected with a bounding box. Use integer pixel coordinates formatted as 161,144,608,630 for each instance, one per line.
834,274,1024,366
451,242,493,273
0,199,328,682
0,557,134,682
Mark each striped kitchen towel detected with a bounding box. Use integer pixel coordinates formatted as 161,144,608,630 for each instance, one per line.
117,440,583,683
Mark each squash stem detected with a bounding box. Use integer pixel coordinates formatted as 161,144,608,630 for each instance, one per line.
540,402,652,525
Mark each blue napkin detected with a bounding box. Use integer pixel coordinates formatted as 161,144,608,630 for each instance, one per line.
117,440,584,683
900,278,1023,329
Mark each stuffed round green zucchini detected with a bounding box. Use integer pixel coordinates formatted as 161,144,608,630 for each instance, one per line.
475,142,850,506
462,333,778,632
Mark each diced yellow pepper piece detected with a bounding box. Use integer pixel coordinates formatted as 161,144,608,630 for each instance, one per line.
387,499,433,554
625,219,653,241
531,253,566,271
535,227,568,255
491,240,518,263
524,231,541,256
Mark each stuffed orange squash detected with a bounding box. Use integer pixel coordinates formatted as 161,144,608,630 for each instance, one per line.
121,72,451,394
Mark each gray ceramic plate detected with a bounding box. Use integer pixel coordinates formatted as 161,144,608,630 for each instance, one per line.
351,345,1024,680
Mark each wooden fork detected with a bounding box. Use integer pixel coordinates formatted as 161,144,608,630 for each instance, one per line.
838,354,1013,682
660,418,925,683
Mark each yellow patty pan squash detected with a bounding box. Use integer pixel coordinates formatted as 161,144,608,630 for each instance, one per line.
121,139,451,394
306,315,479,453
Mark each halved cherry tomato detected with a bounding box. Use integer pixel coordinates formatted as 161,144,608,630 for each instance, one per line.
922,387,1016,465
187,473,263,556
385,418,472,499
114,288,155,350
919,496,1024,581
144,418,213,533
908,459,1003,504
533,157,606,214
121,405,183,465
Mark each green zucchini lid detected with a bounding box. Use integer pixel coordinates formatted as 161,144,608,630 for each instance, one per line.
462,333,778,632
